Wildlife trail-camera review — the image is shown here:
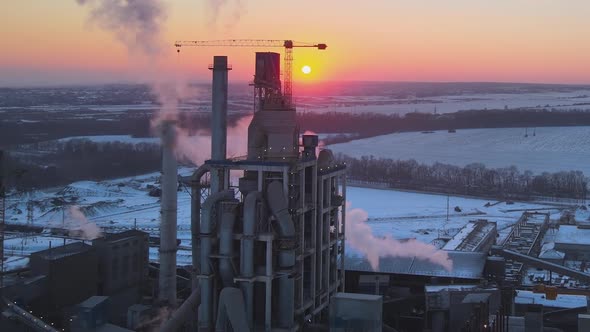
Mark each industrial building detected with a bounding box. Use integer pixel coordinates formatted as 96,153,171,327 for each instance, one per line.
157,52,347,331
0,230,149,331
5,45,590,332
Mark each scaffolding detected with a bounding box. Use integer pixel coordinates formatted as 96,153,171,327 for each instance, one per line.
501,212,550,284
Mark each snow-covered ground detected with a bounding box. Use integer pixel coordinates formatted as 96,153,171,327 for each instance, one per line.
3,171,572,270
329,126,590,175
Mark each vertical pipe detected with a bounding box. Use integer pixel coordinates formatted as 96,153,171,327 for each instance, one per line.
311,165,317,311
158,121,178,306
317,177,324,297
199,190,235,330
210,56,230,194
241,191,262,328
219,204,238,287
191,165,210,291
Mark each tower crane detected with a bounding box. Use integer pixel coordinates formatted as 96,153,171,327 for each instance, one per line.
174,39,327,106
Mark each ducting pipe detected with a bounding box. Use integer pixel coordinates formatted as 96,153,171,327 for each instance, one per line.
158,120,178,306
160,286,201,332
191,164,211,290
247,116,266,160
219,203,238,287
214,287,249,332
266,181,296,328
241,191,263,328
200,190,236,330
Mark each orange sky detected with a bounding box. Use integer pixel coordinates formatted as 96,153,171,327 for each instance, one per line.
1,1,589,86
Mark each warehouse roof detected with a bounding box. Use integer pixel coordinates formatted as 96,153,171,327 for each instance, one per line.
345,251,487,279
554,225,590,246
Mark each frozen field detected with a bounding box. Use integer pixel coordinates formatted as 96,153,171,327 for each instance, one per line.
3,170,572,270
346,186,562,245
57,135,161,144
303,90,590,115
330,126,590,175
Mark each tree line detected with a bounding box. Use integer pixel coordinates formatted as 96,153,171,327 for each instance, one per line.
298,109,590,145
3,139,162,190
338,154,588,200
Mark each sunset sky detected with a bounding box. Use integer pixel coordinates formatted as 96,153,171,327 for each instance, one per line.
1,1,589,86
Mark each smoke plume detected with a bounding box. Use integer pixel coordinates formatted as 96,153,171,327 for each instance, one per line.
76,0,167,55
151,82,250,165
345,202,453,271
65,206,103,240
207,0,245,28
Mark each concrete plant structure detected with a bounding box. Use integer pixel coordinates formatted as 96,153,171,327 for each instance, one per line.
160,54,346,331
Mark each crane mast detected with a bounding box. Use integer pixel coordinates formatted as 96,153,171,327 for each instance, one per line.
174,39,327,107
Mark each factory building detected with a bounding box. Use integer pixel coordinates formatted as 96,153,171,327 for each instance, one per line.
30,242,99,311
0,230,149,331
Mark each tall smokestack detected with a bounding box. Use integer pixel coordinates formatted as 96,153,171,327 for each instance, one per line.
210,56,231,193
159,120,178,306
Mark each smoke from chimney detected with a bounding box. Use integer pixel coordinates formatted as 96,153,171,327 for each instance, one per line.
63,205,103,240
75,0,167,55
345,202,453,271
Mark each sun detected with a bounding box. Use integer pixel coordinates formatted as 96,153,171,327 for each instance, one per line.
301,65,312,75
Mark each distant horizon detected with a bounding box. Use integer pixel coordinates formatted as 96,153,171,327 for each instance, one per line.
3,2,590,88
2,79,590,89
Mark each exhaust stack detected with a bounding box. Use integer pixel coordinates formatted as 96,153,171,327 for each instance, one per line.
210,56,231,193
158,120,178,306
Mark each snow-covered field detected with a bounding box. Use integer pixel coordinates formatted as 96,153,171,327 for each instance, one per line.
57,135,160,144
3,170,573,270
346,187,562,246
329,126,590,175
304,90,590,115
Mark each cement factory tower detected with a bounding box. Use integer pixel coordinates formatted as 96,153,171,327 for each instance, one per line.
180,52,347,331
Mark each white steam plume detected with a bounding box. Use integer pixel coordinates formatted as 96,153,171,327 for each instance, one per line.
151,82,250,165
76,0,251,164
64,206,103,240
76,0,167,55
345,202,453,271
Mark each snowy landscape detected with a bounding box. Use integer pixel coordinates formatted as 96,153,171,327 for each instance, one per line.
3,169,576,271
329,126,590,175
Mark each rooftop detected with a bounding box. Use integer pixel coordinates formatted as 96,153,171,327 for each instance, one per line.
345,251,487,279
554,225,590,246
442,220,496,251
515,290,587,309
31,242,93,261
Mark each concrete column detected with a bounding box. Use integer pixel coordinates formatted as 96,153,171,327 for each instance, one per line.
210,56,231,193
158,121,178,306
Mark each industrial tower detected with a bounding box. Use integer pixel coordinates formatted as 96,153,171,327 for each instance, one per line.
161,51,346,331
199,53,346,331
